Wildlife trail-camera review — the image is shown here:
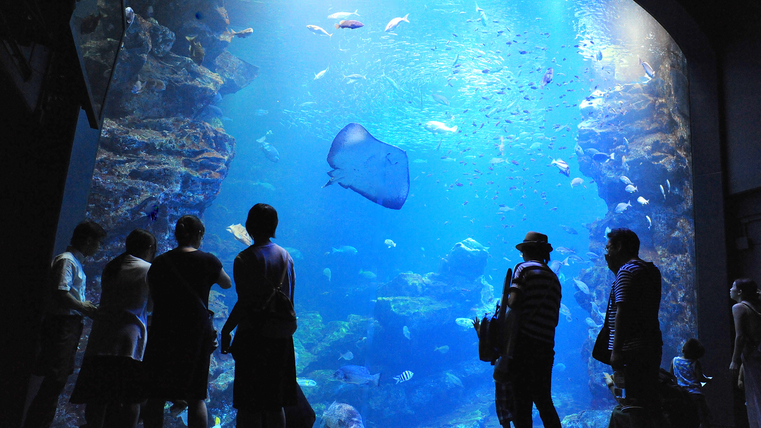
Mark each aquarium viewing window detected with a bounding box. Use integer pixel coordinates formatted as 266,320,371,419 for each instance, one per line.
58,0,697,426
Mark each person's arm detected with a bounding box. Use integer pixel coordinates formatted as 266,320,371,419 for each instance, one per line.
54,290,98,317
610,302,631,370
216,267,232,289
695,360,711,383
730,304,747,371
220,301,243,354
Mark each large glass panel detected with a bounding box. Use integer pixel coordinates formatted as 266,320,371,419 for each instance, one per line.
60,0,694,427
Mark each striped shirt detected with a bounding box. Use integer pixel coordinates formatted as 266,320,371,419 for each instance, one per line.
606,260,662,351
510,260,562,345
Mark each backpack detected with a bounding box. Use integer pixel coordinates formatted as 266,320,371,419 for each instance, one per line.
246,250,297,338
477,268,518,363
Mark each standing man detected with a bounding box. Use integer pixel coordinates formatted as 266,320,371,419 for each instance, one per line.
603,228,663,409
23,220,106,428
497,231,562,428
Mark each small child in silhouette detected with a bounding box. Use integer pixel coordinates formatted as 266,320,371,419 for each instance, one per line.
671,338,712,428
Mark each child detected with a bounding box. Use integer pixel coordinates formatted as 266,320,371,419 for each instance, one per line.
671,338,712,428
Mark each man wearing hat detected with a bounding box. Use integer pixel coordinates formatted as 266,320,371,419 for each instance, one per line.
495,231,562,428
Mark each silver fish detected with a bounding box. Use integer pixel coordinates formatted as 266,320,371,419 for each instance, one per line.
615,201,632,213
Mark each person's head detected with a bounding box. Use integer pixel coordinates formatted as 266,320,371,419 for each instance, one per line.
125,229,157,262
682,338,705,360
174,215,205,248
70,220,106,257
515,231,552,263
730,278,759,303
245,203,278,241
605,228,640,273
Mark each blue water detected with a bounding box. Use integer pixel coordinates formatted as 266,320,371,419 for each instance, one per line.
196,0,684,426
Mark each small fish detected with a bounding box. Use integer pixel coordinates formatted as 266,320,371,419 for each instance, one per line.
212,416,221,428
125,7,135,26
571,178,584,188
332,245,358,254
434,345,450,354
592,152,614,162
444,372,463,387
230,28,254,38
328,10,360,20
393,370,414,384
639,58,655,78
358,269,377,280
333,365,381,386
455,317,474,329
660,185,666,200
595,50,603,61
297,378,318,387
145,203,160,221
385,14,409,32
555,363,567,373
323,268,332,282
550,158,570,177
431,94,450,106
452,53,460,66
384,239,396,248
260,142,280,163
625,184,638,193
615,201,632,213
620,176,633,185
574,278,590,294
335,20,364,30
306,25,332,37
560,303,572,322
646,215,652,229
226,224,252,246
403,326,411,340
254,109,268,116
338,351,354,361
666,179,671,193
314,66,329,80
560,225,578,235
425,121,458,134
637,196,649,205
131,80,145,94
186,35,205,65
540,67,553,88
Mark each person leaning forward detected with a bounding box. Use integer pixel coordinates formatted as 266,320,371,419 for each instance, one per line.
23,220,106,428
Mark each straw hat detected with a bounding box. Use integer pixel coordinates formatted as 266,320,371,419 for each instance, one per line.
515,231,553,253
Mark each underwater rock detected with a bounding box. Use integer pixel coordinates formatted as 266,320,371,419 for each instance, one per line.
86,116,235,256
562,409,613,428
214,51,259,95
438,238,490,281
576,47,695,402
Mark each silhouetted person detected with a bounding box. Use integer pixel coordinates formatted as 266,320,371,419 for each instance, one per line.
603,228,663,410
141,215,232,428
221,204,297,428
23,220,106,428
672,338,712,428
497,231,562,428
70,229,157,428
729,278,761,427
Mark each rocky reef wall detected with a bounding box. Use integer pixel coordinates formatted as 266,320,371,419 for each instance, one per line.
572,46,696,403
82,0,258,263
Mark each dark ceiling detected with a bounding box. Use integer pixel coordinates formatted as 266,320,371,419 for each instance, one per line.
672,0,761,50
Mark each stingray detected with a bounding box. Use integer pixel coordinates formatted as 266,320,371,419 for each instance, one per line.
324,123,410,210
